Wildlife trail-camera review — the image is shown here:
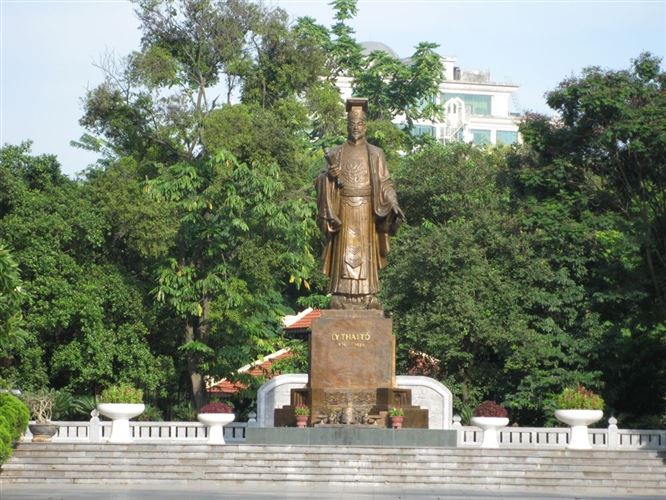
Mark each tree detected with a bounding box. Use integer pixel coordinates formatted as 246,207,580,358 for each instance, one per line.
146,151,316,408
354,42,444,126
78,0,327,408
0,244,26,363
0,143,170,395
382,143,603,424
516,53,666,424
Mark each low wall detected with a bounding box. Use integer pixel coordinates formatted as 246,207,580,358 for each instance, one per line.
454,416,666,450
22,416,666,450
255,374,453,429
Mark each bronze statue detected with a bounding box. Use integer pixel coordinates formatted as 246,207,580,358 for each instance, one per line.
316,98,404,310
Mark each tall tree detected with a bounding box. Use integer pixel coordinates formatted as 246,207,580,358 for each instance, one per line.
145,150,315,408
354,42,444,125
78,0,325,407
516,53,666,423
382,143,602,424
0,143,169,394
0,244,25,365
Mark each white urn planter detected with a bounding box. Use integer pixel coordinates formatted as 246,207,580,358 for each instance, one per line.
555,409,603,450
197,413,235,444
97,403,145,443
471,416,509,448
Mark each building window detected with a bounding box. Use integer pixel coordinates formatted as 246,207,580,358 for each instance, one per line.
496,130,518,145
442,93,491,116
470,129,491,145
412,124,436,137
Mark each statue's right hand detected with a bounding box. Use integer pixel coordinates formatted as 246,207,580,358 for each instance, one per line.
328,164,341,179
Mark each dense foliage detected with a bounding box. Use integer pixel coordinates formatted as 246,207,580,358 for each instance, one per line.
382,53,665,426
0,393,29,463
0,0,663,427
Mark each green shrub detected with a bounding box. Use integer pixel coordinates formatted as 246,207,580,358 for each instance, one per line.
0,393,30,464
135,404,163,421
52,390,73,420
169,401,197,421
554,385,604,411
0,393,29,434
99,384,143,404
70,394,99,420
0,426,12,463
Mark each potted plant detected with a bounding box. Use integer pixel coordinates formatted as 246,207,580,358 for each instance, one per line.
197,401,235,445
388,406,405,429
554,385,604,450
294,404,310,428
97,384,145,444
24,390,58,442
470,400,509,448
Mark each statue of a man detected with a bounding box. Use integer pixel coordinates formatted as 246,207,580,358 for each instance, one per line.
315,98,404,310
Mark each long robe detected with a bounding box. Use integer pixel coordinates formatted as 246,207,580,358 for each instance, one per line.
315,142,400,299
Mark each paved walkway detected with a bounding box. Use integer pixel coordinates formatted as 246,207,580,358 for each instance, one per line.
1,484,664,500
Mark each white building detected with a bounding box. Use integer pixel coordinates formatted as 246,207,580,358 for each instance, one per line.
337,42,521,146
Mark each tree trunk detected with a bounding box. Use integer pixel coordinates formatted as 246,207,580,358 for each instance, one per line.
184,321,207,410
189,369,206,410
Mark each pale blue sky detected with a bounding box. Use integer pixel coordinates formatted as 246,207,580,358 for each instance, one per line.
1,0,664,177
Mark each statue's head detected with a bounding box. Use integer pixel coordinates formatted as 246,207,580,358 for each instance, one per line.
346,98,368,143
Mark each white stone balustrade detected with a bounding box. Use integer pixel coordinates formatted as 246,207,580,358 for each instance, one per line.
23,419,249,443
22,415,665,450
453,415,666,450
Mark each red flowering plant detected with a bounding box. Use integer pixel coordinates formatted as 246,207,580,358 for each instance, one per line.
473,401,508,418
199,402,233,414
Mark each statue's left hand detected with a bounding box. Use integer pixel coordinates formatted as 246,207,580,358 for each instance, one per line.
392,205,406,221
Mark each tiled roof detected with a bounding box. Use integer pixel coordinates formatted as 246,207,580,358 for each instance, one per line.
207,348,293,394
283,308,321,330
207,309,321,394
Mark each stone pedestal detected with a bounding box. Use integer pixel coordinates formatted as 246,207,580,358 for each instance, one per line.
275,310,428,428
310,310,395,389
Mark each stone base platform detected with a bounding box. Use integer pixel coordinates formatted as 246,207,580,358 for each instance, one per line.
245,426,457,447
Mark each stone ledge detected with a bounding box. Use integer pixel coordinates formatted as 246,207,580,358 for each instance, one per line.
245,427,457,447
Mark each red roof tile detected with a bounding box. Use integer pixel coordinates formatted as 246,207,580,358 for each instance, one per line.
207,348,294,394
284,308,321,330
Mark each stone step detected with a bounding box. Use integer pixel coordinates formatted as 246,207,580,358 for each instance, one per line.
4,456,665,475
3,443,664,495
15,442,665,458
2,466,666,486
11,445,665,462
3,456,664,474
4,457,664,473
2,477,664,496
2,464,664,479
2,469,664,490
3,462,665,482
7,455,665,469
